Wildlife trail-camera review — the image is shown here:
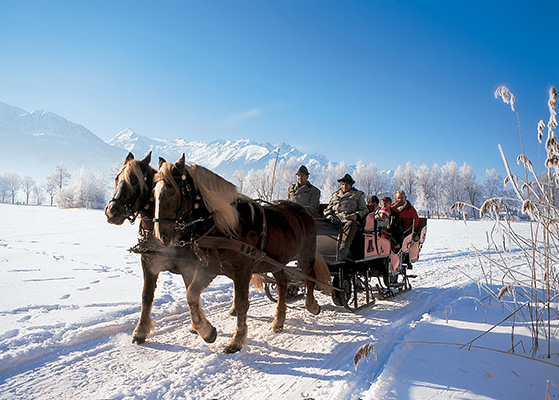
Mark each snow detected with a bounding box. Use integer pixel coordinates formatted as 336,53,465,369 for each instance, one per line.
0,204,557,399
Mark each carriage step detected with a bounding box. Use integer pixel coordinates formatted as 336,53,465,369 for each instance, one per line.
407,274,417,278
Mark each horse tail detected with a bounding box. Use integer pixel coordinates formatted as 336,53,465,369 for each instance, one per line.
250,274,264,291
313,251,333,294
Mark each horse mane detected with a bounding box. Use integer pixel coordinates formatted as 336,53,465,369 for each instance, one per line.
119,159,149,193
185,163,246,236
155,161,247,236
154,162,180,192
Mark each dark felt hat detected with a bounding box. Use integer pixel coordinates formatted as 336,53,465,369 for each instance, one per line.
296,165,310,175
337,173,355,185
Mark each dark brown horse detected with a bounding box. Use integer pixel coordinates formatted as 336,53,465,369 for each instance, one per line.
153,155,331,353
105,152,203,344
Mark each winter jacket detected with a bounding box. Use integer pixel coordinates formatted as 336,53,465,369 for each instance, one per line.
391,200,419,229
286,182,321,215
323,187,368,223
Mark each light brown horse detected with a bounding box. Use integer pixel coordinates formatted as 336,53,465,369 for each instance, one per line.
153,155,331,353
105,152,204,344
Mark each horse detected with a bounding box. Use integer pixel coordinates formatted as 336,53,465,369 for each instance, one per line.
153,155,332,353
105,152,203,344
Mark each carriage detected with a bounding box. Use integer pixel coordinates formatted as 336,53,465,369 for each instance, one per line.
261,210,428,312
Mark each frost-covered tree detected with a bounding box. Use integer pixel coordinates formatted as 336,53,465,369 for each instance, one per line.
33,185,44,206
56,168,108,209
414,164,439,218
233,170,246,193
43,179,58,206
441,161,463,218
0,174,8,203
392,161,417,203
245,168,273,201
317,161,348,202
4,172,21,204
21,176,36,205
483,168,505,199
48,163,71,190
460,163,482,219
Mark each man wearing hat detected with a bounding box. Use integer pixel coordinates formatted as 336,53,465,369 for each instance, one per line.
286,165,321,216
323,173,368,260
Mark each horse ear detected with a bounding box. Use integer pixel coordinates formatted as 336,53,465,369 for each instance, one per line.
140,151,152,169
158,157,166,169
176,154,185,168
125,152,134,163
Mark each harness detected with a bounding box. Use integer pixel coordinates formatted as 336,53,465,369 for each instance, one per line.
148,172,335,291
108,167,151,223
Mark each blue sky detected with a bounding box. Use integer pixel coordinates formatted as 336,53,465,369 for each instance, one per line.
1,0,557,177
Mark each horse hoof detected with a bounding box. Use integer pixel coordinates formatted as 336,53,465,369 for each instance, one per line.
272,325,284,333
224,343,242,353
306,302,321,316
132,336,146,344
203,326,217,343
189,327,198,335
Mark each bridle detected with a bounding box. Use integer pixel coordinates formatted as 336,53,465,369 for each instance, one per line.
153,170,210,239
107,167,151,223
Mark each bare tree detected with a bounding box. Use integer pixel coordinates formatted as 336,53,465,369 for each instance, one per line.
33,185,44,205
44,179,58,206
233,170,246,193
460,163,482,219
0,174,7,203
4,173,21,204
22,176,36,205
50,163,71,190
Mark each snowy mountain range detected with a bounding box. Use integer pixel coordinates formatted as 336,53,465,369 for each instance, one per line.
108,128,331,179
0,101,332,183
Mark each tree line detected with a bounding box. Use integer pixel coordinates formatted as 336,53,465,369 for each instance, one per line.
0,163,107,209
233,158,512,219
0,157,511,218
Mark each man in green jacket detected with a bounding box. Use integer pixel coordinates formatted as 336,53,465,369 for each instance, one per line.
286,165,321,216
323,173,368,260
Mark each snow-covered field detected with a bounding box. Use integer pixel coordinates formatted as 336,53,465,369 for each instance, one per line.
0,204,557,399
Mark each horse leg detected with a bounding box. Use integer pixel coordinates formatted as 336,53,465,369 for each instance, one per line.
271,271,288,333
186,268,217,344
133,257,158,344
179,268,198,334
224,270,252,353
305,278,320,315
300,251,322,316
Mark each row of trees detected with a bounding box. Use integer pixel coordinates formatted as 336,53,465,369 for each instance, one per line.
233,158,512,219
0,157,511,218
0,163,108,209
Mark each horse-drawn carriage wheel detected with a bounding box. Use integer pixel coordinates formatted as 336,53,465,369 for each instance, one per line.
264,281,302,303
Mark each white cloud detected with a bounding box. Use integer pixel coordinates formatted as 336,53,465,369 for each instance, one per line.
223,107,263,128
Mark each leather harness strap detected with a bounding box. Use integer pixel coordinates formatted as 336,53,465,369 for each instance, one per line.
194,235,337,292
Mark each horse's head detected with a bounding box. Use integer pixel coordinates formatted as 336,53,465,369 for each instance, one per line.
153,154,192,246
105,152,153,225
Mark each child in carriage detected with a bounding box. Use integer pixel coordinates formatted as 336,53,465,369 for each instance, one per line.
376,197,404,251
